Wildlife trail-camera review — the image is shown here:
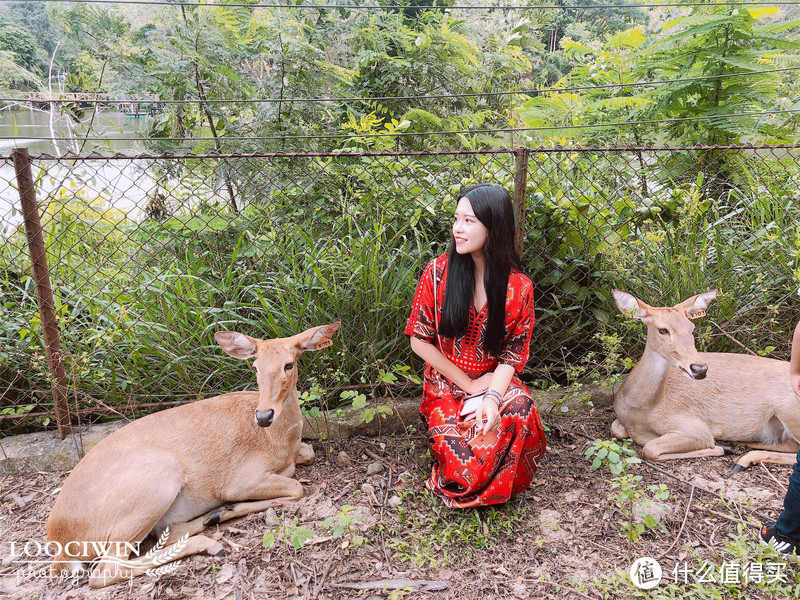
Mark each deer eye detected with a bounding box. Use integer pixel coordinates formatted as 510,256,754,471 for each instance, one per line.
284,362,294,372
658,328,669,335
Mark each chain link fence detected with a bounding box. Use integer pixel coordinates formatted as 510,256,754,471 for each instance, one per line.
2,145,799,436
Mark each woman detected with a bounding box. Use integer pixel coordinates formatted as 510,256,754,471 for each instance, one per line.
405,183,546,508
760,319,800,554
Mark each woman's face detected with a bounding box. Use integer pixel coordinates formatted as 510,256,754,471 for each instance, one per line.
453,196,489,256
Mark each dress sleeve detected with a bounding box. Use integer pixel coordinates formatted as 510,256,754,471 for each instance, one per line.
498,276,534,373
404,259,437,344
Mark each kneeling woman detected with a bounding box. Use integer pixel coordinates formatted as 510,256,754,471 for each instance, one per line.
405,183,546,508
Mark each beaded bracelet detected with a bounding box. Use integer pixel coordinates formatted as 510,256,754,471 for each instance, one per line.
483,390,502,407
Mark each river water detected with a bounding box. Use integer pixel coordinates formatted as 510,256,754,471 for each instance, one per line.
0,108,152,235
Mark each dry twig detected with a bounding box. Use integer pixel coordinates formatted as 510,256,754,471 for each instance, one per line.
330,579,449,592
657,485,694,560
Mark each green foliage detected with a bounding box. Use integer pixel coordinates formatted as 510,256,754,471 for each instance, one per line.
521,5,800,147
262,518,315,551
321,505,366,547
0,52,43,94
3,2,62,58
609,474,671,545
585,437,668,549
390,486,524,567
597,524,800,598
0,16,40,72
0,11,49,93
53,3,132,93
38,3,536,153
4,146,800,432
1,152,479,422
585,438,641,475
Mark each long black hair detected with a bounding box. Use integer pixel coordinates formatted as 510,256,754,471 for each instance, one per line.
439,183,522,356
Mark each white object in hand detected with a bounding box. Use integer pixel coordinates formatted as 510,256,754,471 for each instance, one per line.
460,394,484,418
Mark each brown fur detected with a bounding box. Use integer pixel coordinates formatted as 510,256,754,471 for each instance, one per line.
612,291,799,469
46,323,339,588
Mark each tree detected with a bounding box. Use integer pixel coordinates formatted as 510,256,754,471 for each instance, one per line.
0,15,39,72
46,2,541,151
637,5,800,145
0,51,43,94
520,5,800,146
2,1,63,71
530,0,648,84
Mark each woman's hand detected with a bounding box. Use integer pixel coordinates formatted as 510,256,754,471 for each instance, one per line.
474,394,501,435
464,373,494,396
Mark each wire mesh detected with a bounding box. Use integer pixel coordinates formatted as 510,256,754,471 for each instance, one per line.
1,146,799,435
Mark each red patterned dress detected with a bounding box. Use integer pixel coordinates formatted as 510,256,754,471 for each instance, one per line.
405,254,546,508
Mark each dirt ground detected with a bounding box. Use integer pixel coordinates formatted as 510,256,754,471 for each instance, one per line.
0,404,797,600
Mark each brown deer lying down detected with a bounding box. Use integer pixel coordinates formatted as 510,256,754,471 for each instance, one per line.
47,323,339,588
611,290,799,471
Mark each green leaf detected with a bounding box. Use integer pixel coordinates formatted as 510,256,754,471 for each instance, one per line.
360,407,376,423
262,531,275,548
290,525,314,549
607,28,645,50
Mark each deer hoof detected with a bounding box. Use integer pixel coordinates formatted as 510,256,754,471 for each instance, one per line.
204,509,225,526
729,463,746,474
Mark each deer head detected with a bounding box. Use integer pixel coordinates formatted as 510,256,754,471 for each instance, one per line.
215,323,340,426
613,290,717,380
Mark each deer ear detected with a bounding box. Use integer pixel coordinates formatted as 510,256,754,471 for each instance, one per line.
678,290,718,320
613,290,649,320
215,331,258,359
296,322,341,352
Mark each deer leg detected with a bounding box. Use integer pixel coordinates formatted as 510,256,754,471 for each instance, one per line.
296,442,316,466
611,419,629,440
642,431,725,461
202,496,300,526
157,475,303,544
731,450,798,473
731,412,800,471
88,534,224,589
199,474,304,529
744,440,800,453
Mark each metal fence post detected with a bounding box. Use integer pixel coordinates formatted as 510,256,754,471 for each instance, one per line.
12,147,71,438
513,147,529,257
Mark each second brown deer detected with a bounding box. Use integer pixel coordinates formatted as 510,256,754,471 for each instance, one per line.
612,290,799,471
46,322,339,588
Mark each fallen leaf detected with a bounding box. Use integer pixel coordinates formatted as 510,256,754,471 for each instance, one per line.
215,563,235,585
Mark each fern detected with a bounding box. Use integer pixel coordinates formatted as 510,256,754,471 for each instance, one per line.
607,28,646,51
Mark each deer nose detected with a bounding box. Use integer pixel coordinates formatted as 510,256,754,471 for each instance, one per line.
690,363,708,380
255,409,274,428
